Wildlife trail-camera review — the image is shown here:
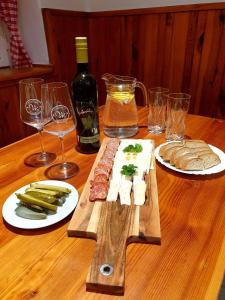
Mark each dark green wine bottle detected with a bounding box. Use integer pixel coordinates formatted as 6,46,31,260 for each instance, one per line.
71,37,100,153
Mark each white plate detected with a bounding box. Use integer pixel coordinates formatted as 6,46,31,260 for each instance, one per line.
154,143,225,175
2,180,78,229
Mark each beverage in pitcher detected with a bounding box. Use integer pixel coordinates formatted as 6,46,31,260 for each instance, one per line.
103,90,138,138
102,74,147,138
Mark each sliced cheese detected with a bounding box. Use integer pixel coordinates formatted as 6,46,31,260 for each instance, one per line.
119,179,132,205
133,180,146,205
106,179,121,201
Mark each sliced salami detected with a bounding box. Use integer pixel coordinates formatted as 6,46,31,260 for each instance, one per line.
94,166,109,177
92,173,108,183
89,138,120,202
90,182,109,201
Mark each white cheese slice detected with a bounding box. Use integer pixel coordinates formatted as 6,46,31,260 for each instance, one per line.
106,179,121,201
119,179,132,205
133,180,146,205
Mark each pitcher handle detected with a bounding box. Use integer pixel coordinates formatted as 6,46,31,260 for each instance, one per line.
136,81,148,106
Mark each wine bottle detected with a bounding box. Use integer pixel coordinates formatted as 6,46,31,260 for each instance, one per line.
71,37,100,153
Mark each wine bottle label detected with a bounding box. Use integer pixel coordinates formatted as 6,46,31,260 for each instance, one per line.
75,100,100,144
79,134,100,144
76,101,98,125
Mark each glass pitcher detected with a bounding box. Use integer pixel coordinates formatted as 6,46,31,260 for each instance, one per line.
102,73,148,138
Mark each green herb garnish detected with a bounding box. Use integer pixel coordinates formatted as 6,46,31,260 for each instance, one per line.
123,143,143,153
120,164,138,176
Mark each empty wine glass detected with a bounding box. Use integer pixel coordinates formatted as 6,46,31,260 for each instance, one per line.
19,78,56,167
42,82,79,180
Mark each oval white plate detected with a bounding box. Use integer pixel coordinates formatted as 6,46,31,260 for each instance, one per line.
2,180,78,229
154,143,225,175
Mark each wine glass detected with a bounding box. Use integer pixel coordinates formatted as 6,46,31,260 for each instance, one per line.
42,82,79,180
19,78,56,167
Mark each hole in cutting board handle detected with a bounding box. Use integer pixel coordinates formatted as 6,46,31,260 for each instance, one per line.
99,264,113,276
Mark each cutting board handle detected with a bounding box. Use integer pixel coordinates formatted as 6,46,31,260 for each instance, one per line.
86,202,132,295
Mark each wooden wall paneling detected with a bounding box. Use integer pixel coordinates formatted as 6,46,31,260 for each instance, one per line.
181,11,199,95
42,4,225,119
167,12,190,93
137,14,160,89
42,9,88,86
120,15,133,76
198,10,225,118
0,84,35,147
188,11,208,114
136,12,190,98
220,66,225,119
89,3,225,17
0,85,21,147
88,16,123,105
0,65,54,147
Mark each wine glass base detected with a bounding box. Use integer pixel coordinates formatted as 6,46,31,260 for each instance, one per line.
24,152,56,167
45,162,79,180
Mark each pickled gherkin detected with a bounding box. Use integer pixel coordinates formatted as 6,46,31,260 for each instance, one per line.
16,193,57,211
14,183,72,220
15,206,47,220
30,183,71,194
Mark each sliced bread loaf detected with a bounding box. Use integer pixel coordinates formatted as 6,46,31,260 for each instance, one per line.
184,140,207,148
159,142,183,158
181,158,205,170
171,147,192,165
199,153,221,169
175,153,198,169
159,139,221,171
163,145,184,161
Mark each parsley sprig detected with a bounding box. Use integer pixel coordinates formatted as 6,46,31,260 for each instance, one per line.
120,164,137,176
123,143,143,153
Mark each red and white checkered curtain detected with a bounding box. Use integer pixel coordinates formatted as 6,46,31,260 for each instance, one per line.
0,0,32,68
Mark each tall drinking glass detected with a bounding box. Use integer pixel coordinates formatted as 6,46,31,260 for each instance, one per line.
42,82,79,180
148,87,169,134
166,93,191,141
19,78,56,167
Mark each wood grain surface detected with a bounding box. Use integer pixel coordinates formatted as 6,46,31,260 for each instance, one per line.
0,65,55,147
42,3,225,119
0,107,225,299
68,138,160,294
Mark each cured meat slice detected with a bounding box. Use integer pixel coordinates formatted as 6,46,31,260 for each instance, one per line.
99,157,114,168
97,162,111,174
94,166,109,177
103,150,115,160
92,173,108,183
106,138,120,148
90,182,109,201
89,138,120,202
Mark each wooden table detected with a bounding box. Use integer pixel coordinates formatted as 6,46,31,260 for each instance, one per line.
0,107,224,300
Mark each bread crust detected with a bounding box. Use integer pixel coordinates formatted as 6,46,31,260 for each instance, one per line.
159,139,220,170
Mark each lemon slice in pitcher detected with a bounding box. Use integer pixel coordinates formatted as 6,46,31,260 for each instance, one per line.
110,91,134,104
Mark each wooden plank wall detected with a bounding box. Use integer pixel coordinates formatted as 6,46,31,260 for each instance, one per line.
42,3,225,119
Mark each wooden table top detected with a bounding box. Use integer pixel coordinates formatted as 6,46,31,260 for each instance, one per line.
0,107,225,300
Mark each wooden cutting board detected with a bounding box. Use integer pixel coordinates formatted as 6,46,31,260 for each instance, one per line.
67,138,161,295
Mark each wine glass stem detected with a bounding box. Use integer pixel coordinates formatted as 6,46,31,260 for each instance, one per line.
59,137,66,164
38,130,46,155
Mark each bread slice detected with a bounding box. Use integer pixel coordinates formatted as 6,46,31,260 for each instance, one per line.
159,142,183,158
190,146,211,153
181,158,205,170
163,145,184,161
194,149,213,156
159,139,221,171
184,140,208,148
172,147,192,165
176,153,198,169
199,153,221,169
